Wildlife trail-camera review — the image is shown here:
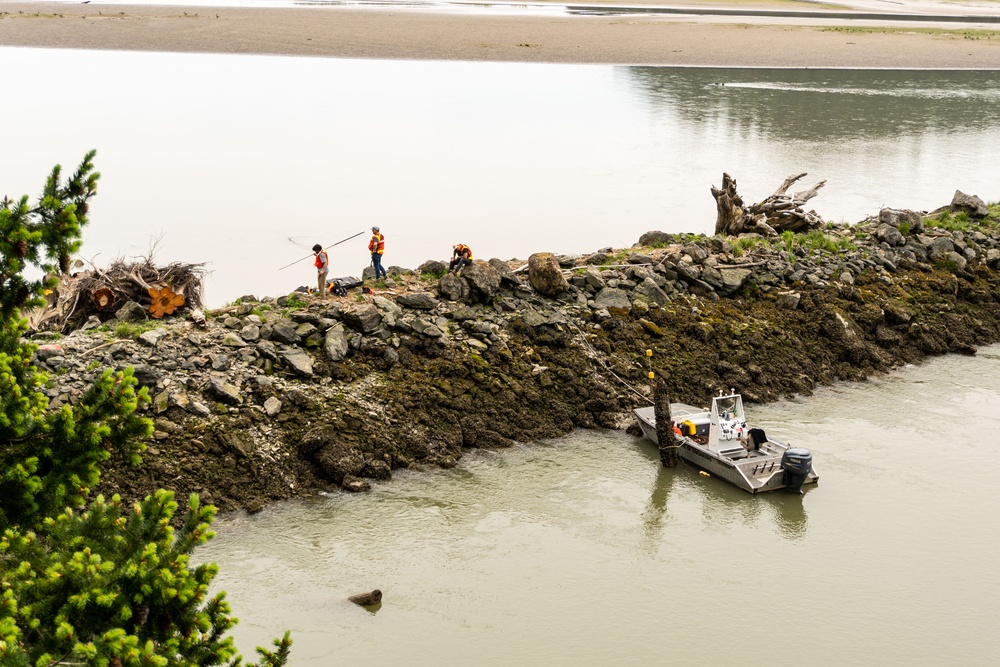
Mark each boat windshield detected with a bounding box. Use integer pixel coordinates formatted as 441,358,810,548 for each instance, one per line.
708,394,748,450
712,394,745,423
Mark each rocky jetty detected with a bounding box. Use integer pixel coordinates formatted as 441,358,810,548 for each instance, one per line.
31,195,1000,513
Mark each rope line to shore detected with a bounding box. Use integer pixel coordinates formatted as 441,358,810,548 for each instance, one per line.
567,320,652,404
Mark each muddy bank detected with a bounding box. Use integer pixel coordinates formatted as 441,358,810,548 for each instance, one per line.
31,194,1000,513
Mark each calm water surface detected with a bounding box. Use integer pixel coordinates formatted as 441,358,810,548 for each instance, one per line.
199,347,1000,666
2,48,999,305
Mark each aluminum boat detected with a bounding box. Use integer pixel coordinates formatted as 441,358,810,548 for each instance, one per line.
633,393,818,494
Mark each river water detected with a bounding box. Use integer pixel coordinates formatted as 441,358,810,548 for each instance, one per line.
2,48,999,305
198,346,1000,666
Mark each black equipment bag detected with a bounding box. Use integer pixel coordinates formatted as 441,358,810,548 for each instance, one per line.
327,276,363,296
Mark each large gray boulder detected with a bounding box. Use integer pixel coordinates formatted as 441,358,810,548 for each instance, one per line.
528,252,570,296
951,191,989,218
876,224,906,247
593,287,631,310
635,278,669,306
675,260,702,283
637,231,672,247
462,260,502,302
682,243,709,263
281,348,314,377
372,296,402,317
584,267,606,291
206,377,242,405
719,267,752,293
270,319,300,345
487,258,523,286
410,318,445,338
438,273,471,302
700,266,724,289
776,292,801,310
942,251,968,272
879,207,924,234
397,292,440,310
325,324,349,361
926,236,955,260
417,260,448,276
342,303,383,333
115,301,147,322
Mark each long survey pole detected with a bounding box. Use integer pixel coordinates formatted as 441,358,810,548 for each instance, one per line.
277,231,367,271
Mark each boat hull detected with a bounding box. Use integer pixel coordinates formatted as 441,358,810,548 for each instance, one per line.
633,406,818,494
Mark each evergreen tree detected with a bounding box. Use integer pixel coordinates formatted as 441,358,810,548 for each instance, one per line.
0,153,291,666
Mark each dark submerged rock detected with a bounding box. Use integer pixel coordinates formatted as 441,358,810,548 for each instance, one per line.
348,589,382,606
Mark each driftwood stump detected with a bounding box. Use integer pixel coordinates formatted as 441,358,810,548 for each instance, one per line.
712,172,826,237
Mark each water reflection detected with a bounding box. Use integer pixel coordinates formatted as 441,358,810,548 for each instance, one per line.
634,436,808,541
640,462,672,549
625,68,1000,142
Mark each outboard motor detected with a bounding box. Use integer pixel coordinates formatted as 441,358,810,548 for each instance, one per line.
781,448,813,494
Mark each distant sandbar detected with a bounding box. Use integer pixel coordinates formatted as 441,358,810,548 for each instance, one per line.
1,1,999,67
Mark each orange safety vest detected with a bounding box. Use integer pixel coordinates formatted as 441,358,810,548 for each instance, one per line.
314,251,328,269
456,244,473,260
369,233,385,254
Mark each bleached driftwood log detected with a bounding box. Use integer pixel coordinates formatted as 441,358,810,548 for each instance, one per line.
712,172,827,237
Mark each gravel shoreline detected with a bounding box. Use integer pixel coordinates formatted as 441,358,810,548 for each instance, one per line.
1,1,999,67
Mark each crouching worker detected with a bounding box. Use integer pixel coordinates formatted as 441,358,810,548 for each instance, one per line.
449,243,473,274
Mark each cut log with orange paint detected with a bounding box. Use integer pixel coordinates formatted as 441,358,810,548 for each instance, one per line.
147,285,185,318
92,287,115,311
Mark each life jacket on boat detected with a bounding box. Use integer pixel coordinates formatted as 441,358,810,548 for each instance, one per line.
369,233,385,254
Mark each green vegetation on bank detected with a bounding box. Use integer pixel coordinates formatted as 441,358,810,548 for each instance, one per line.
819,26,1000,40
113,320,160,340
0,154,291,666
926,204,1000,232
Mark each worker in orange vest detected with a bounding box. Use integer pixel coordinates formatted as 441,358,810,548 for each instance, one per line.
368,226,387,280
312,244,329,300
449,243,473,274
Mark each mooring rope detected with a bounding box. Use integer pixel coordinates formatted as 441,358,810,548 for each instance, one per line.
567,319,652,404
